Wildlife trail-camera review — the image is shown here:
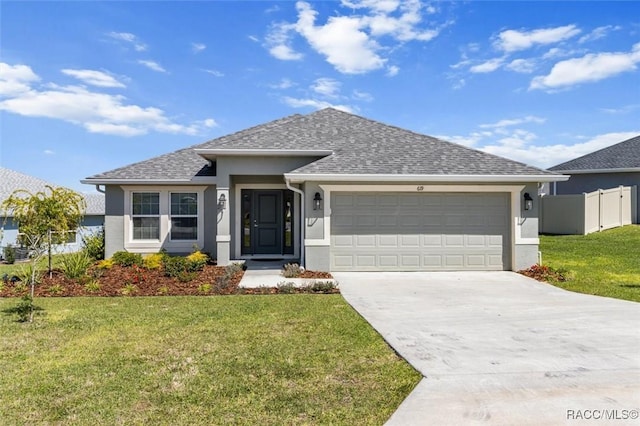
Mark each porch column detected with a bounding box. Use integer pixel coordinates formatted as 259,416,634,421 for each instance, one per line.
216,187,231,265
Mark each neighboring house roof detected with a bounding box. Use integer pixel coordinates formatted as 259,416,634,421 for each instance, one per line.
0,167,105,216
549,135,640,172
84,108,560,183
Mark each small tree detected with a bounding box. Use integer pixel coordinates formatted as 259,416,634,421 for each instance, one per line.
1,185,86,322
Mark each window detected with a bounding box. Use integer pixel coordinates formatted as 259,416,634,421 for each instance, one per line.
132,192,160,240
170,193,198,240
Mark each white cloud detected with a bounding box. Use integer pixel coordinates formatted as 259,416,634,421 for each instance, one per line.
106,31,147,52
469,57,504,73
386,65,400,76
364,0,441,42
269,78,295,89
341,0,401,14
138,60,167,73
600,104,640,114
266,22,304,60
495,25,581,53
482,131,640,168
61,69,125,88
282,96,354,113
440,120,639,169
191,43,206,53
0,63,40,96
505,58,536,73
266,0,444,74
248,35,260,42
0,62,216,137
202,69,225,77
579,25,621,44
311,77,341,97
480,115,546,129
530,43,640,91
43,149,55,155
352,89,373,101
295,2,385,74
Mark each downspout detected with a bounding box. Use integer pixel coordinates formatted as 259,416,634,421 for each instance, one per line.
94,185,106,194
285,179,305,267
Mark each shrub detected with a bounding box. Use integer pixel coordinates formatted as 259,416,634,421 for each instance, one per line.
186,250,208,271
60,251,93,279
3,244,16,264
97,258,114,269
198,283,213,294
16,263,42,285
304,281,339,294
282,263,302,278
214,263,244,293
48,284,64,295
276,282,297,294
12,282,28,296
143,253,164,270
82,229,105,260
84,280,101,294
156,285,169,296
111,251,143,267
518,264,568,283
120,283,138,296
162,256,196,282
14,295,33,322
163,256,187,277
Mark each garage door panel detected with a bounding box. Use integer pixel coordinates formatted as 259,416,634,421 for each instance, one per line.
331,192,510,271
356,235,376,247
379,235,399,247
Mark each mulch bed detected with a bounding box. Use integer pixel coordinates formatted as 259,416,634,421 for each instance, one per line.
0,264,336,298
518,264,567,282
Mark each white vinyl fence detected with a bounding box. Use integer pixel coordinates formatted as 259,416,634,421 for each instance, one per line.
540,186,636,235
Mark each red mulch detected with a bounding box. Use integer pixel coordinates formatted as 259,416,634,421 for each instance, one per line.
298,270,333,279
518,264,567,282
1,264,336,298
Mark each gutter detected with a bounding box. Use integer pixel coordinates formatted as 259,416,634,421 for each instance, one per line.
549,167,640,175
285,178,305,268
284,173,570,184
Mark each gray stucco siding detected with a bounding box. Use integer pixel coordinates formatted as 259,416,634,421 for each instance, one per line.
104,185,125,258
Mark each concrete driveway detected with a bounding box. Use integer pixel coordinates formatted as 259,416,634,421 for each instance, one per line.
335,272,640,425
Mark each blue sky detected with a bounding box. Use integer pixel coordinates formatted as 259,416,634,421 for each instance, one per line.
1,1,639,192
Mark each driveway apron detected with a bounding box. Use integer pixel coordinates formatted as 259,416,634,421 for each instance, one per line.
335,272,640,425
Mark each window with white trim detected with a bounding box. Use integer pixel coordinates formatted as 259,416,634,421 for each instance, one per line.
170,192,198,240
132,192,160,240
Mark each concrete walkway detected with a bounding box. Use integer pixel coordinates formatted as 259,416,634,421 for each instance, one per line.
335,272,640,426
237,260,335,288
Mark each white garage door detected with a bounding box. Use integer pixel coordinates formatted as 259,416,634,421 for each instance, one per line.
330,192,510,271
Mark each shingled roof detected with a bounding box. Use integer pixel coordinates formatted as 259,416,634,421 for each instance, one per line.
85,108,557,182
549,135,640,172
1,167,104,216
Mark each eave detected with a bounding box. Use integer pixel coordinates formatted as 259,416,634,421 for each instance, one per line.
550,167,640,174
284,173,570,184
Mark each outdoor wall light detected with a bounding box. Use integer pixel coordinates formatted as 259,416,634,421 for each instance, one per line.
313,192,323,210
523,192,533,211
218,193,226,209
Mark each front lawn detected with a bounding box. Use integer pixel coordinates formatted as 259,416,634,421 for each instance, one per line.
540,225,640,302
0,295,420,425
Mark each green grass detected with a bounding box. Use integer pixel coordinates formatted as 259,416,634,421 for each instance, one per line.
0,295,420,425
540,225,640,302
